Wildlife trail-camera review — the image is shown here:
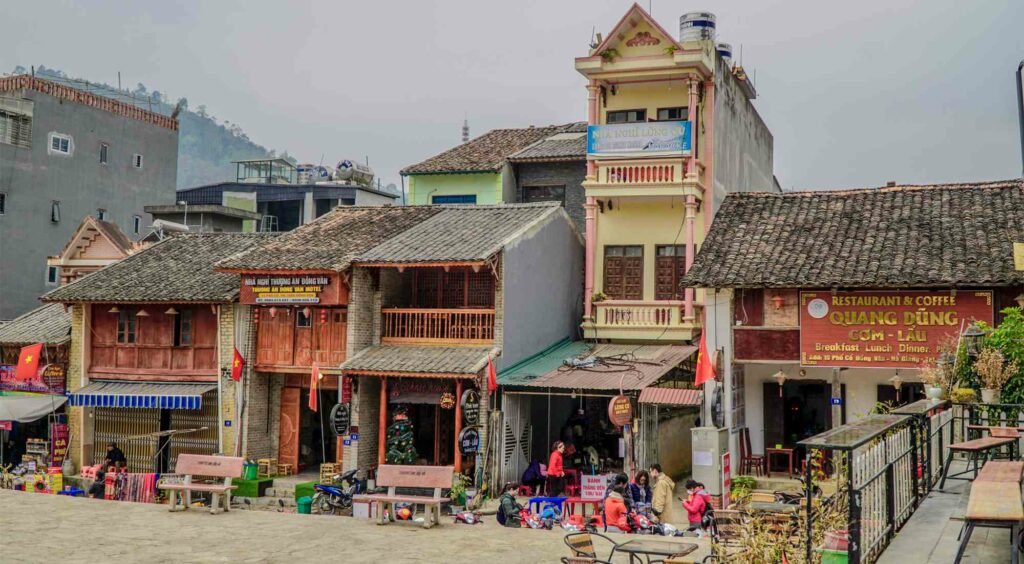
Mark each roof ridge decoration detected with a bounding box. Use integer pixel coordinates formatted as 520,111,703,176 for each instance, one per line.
589,2,683,56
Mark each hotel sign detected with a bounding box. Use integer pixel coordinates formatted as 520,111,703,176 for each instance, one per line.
800,291,994,368
240,273,346,305
587,121,691,156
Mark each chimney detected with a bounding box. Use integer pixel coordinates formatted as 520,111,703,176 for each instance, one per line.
886,181,897,187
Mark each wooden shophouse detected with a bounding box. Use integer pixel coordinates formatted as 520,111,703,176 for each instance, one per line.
42,233,274,472
218,203,583,480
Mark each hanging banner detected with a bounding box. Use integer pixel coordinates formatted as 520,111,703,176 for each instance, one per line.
587,121,692,156
0,363,66,394
800,291,994,368
460,389,480,425
341,376,352,404
50,422,69,467
239,273,347,305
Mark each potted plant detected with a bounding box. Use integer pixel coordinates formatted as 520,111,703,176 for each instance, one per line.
591,291,608,304
917,362,945,404
949,387,978,404
975,348,1019,404
449,473,470,508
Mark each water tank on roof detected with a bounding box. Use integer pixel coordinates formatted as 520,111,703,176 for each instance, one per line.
335,160,375,187
717,42,733,65
680,12,716,43
296,164,334,184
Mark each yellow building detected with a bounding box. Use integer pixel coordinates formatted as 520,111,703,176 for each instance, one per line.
577,5,776,343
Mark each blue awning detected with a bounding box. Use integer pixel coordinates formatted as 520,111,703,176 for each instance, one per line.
68,381,216,410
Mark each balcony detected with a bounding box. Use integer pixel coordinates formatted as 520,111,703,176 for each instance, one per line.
584,158,704,199
582,301,700,342
381,308,495,345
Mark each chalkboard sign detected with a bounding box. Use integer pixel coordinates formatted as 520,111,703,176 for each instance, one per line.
458,427,480,455
330,403,350,436
461,389,480,425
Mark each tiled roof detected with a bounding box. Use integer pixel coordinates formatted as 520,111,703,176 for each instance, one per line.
355,203,563,265
42,233,277,303
508,123,588,162
0,303,71,346
401,124,570,175
340,345,496,376
682,179,1024,289
216,207,444,271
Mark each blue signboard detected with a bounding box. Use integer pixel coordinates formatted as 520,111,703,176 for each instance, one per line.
350,433,359,441
343,439,351,446
830,397,843,406
587,121,692,156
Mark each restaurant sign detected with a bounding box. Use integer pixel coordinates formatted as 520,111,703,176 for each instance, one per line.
800,291,994,368
587,121,691,156
240,273,346,305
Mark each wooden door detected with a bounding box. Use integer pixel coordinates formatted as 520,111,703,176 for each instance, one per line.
763,382,785,450
278,387,301,468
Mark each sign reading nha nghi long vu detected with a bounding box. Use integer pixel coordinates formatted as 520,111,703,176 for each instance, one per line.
800,291,994,368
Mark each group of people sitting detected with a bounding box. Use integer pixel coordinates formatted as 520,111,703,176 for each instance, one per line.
498,457,713,536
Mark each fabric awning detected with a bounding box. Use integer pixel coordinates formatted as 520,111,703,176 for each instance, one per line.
638,387,702,406
510,343,697,391
0,393,68,423
68,381,216,410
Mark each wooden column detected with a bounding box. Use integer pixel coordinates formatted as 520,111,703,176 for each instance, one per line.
378,377,387,467
454,380,463,473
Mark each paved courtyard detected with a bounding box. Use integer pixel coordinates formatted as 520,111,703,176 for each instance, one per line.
0,489,711,563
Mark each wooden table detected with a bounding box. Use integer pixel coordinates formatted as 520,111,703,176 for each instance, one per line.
939,436,1018,490
613,538,698,564
765,448,795,478
955,481,1024,564
976,461,1024,484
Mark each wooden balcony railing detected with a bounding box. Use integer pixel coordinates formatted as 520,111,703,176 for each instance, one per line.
381,308,495,344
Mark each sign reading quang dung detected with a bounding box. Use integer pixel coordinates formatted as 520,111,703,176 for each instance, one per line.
587,121,691,156
799,291,994,368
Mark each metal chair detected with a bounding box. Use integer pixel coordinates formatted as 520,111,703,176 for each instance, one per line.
563,531,618,562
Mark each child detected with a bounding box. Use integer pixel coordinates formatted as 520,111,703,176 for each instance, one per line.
497,482,524,527
682,480,707,537
603,482,629,533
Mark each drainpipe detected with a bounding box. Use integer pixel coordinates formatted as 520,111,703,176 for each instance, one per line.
1017,60,1024,177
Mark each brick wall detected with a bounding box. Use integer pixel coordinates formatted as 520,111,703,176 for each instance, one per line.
66,304,86,470
217,303,238,454
514,161,586,233
343,267,380,476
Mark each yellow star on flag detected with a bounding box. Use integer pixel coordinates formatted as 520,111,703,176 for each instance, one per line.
24,355,33,363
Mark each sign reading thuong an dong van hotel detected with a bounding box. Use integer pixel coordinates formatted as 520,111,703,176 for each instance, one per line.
800,291,993,368
587,121,691,156
240,273,346,305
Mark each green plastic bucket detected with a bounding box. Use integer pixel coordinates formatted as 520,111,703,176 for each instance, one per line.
242,463,258,481
297,496,313,515
815,549,849,564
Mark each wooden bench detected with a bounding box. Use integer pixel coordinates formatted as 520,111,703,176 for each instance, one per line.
157,454,243,514
955,481,1024,564
976,461,1024,484
939,436,1018,490
352,464,453,529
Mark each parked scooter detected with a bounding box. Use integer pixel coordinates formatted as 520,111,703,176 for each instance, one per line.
312,468,363,515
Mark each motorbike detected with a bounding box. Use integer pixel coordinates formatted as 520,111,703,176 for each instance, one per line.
312,468,363,515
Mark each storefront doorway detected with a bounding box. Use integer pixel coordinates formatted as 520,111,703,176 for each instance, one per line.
763,381,845,464
278,387,338,472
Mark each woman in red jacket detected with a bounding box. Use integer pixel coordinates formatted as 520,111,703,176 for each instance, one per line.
546,441,566,496
603,483,629,532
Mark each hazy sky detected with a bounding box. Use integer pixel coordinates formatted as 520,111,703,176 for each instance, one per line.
5,0,1023,190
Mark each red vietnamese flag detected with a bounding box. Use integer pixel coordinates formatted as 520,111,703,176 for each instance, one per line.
231,347,245,382
309,364,320,412
487,354,498,394
14,343,43,382
694,331,715,386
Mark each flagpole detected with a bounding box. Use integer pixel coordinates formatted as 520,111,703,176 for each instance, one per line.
318,375,326,464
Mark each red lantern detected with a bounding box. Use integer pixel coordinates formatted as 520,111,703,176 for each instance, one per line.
320,309,327,325
253,308,260,325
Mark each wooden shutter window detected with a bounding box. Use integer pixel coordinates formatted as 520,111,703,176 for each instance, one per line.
604,246,644,301
655,245,686,300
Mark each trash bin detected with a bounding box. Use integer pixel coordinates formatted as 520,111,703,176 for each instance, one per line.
815,549,848,564
297,496,313,515
242,463,258,481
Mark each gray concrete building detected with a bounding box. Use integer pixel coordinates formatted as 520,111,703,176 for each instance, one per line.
508,123,587,233
0,75,178,319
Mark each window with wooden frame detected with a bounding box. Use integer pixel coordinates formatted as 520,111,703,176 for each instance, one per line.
603,245,644,300
654,245,687,300
117,309,137,344
295,309,312,328
606,109,646,124
412,268,495,308
173,309,193,347
656,107,688,121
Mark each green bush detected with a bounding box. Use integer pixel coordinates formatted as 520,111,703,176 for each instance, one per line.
978,308,1024,404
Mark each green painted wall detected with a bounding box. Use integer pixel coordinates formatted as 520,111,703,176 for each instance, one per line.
223,192,258,232
407,172,503,205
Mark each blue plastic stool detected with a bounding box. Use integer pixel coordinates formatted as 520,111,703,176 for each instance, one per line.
58,487,85,497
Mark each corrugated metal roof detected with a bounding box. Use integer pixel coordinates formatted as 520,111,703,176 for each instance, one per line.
498,339,592,386
638,387,701,406
513,343,697,390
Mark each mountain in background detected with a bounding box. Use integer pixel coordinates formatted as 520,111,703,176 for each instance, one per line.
12,65,294,188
